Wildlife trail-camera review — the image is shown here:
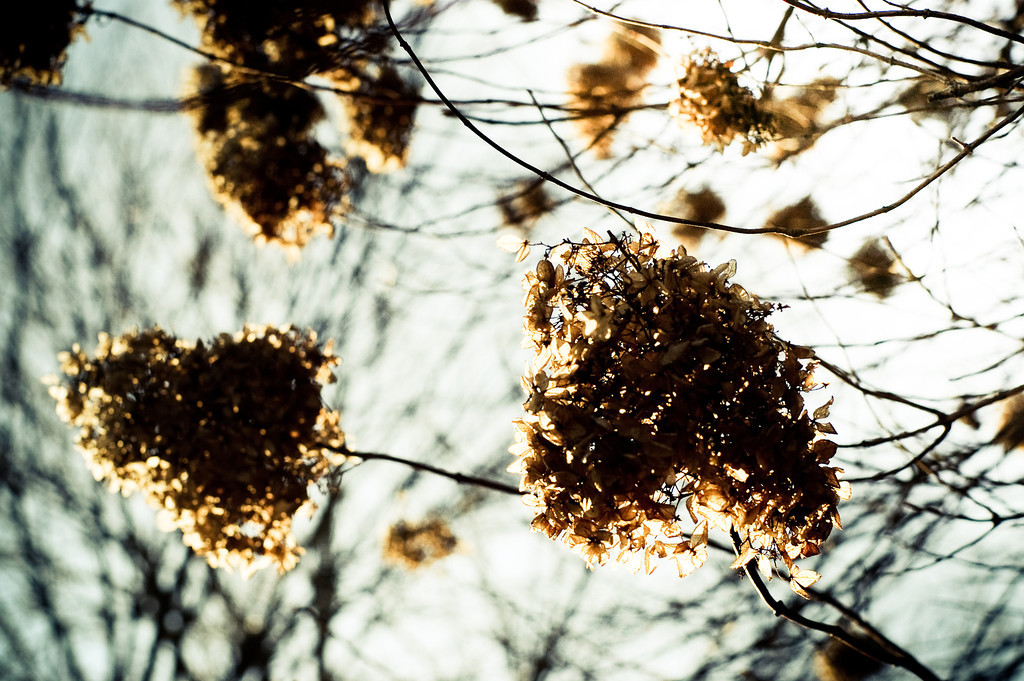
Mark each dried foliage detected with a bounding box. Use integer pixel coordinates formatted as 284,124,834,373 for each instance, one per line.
765,197,829,249
499,179,556,228
0,0,86,87
188,65,350,246
510,231,849,586
567,25,661,158
665,186,727,247
49,325,346,572
671,49,775,154
848,239,900,298
344,64,419,173
384,517,458,568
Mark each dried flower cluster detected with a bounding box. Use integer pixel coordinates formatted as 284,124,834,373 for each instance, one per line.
49,325,346,572
499,179,556,229
0,0,86,87
664,186,726,248
848,239,900,298
765,197,829,249
172,0,378,78
190,65,350,246
896,77,954,125
383,517,458,569
510,230,848,586
671,49,774,154
344,64,419,173
567,25,661,158
764,78,841,161
175,0,419,244
488,0,540,21
994,394,1024,452
813,633,884,681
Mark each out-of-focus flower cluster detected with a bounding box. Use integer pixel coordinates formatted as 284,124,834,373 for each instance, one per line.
173,0,378,78
764,77,841,162
510,230,849,586
0,0,87,87
848,238,900,298
662,186,727,249
567,25,661,158
499,179,556,229
383,517,458,569
189,65,350,247
765,196,829,249
49,325,346,573
813,632,884,681
343,64,418,173
488,0,540,21
994,394,1024,452
174,0,420,245
671,49,774,154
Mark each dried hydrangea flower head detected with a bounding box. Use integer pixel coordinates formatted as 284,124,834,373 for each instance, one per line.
813,632,885,681
488,0,539,21
994,394,1024,452
49,325,347,573
175,1,420,244
189,65,351,246
499,179,556,229
343,64,419,173
671,48,774,154
848,238,900,298
0,0,87,87
664,186,726,248
764,77,841,161
567,25,661,158
765,196,829,249
172,0,376,78
383,517,458,569
510,230,849,588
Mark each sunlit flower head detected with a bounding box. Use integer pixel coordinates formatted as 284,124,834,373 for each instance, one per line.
671,48,774,154
49,325,347,573
172,0,376,77
510,230,848,585
188,65,350,246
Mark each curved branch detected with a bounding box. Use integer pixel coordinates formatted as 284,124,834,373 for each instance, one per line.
567,0,949,79
334,447,523,496
730,531,944,681
781,0,1024,46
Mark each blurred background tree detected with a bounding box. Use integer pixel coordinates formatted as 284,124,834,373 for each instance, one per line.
3,0,1024,680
